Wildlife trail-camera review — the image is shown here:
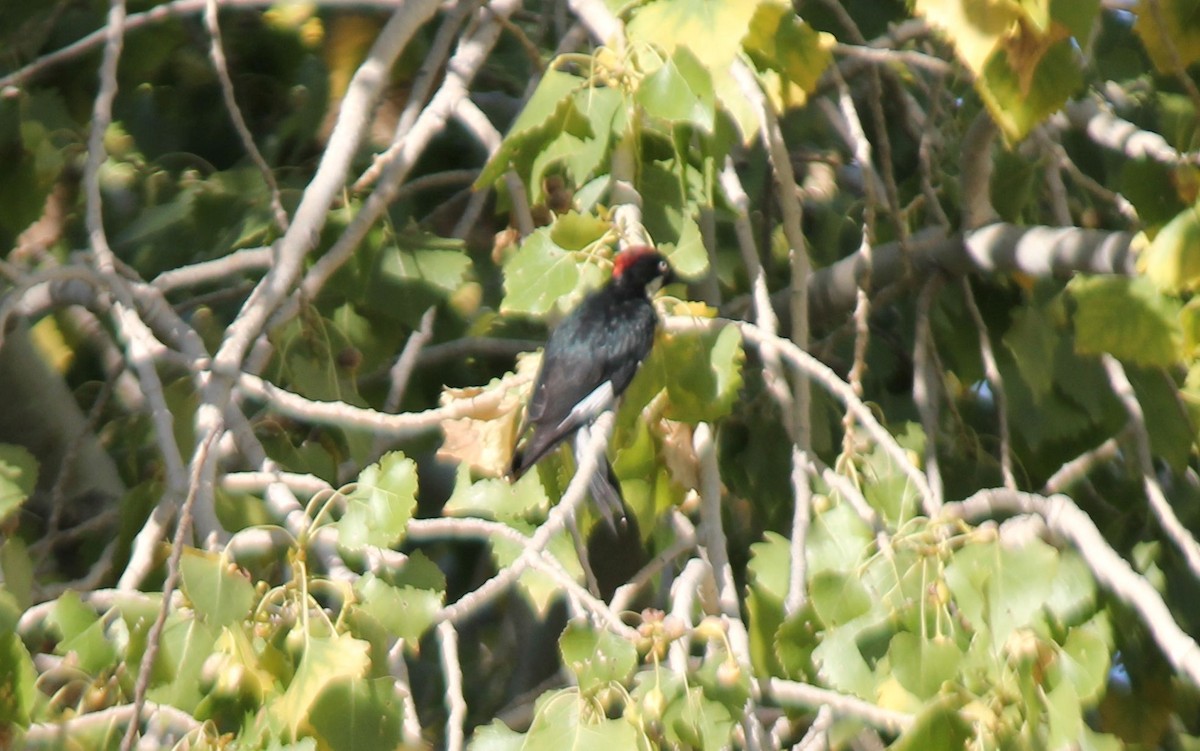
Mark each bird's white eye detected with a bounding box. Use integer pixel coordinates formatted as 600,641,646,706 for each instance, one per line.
658,260,669,275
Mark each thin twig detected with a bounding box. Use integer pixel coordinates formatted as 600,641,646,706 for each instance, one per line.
764,678,912,733
912,276,945,510
354,0,484,191
387,639,424,747
438,621,467,751
204,0,289,232
1041,434,1122,495
433,411,617,626
959,279,1016,489
121,430,219,751
1100,355,1200,579
670,316,936,513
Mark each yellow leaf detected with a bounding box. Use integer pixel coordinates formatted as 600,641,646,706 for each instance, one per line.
1134,0,1200,74
913,0,1024,75
436,355,539,476
1002,18,1071,96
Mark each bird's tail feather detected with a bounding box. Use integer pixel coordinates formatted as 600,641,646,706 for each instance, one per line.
588,456,628,533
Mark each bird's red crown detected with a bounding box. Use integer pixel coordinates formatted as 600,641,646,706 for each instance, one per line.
612,245,657,279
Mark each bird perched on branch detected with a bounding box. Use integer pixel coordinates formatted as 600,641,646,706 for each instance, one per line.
509,246,676,529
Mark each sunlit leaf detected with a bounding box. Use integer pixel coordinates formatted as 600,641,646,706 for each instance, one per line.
889,695,972,750
944,538,1058,645
469,719,526,751
501,229,586,317
742,1,834,111
309,676,403,751
443,468,549,523
337,451,418,551
627,0,760,69
806,502,873,574
524,688,646,749
559,621,637,694
1140,204,1200,293
179,548,256,628
477,69,588,189
635,47,716,132
273,632,370,737
354,573,444,645
47,592,117,677
913,0,1023,74
888,632,963,699
976,34,1081,142
0,444,36,525
809,570,873,628
1069,275,1183,367
147,615,218,713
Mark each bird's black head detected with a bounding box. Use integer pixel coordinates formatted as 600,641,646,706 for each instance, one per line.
610,246,676,298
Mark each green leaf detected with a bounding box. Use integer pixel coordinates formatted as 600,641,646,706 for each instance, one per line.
337,452,418,551
1004,303,1060,404
809,570,873,628
1134,0,1200,74
889,695,972,750
0,444,37,525
1046,680,1083,750
1069,275,1183,367
943,538,1058,645
1058,620,1111,704
1141,204,1200,293
1043,551,1098,628
1121,159,1187,229
811,621,877,698
976,38,1082,142
273,632,371,737
0,539,33,611
773,610,817,680
529,89,625,205
742,2,834,111
658,679,737,751
660,214,709,279
641,326,744,423
1052,0,1101,43
492,526,584,616
147,616,219,712
308,677,403,751
1128,364,1195,471
550,212,613,251
179,548,256,628
0,628,36,727
477,69,588,189
524,688,646,749
354,573,443,645
559,621,638,694
48,592,117,676
747,532,791,604
626,0,760,69
888,632,963,699
635,47,715,132
806,502,874,574
443,464,550,522
501,229,586,318
389,230,472,293
469,720,526,751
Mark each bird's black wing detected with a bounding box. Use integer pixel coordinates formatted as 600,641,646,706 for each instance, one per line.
511,295,656,477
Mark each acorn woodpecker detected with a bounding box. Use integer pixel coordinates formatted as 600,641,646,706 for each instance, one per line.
510,246,676,528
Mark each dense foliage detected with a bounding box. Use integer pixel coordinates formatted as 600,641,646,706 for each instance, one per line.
5,0,1200,749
